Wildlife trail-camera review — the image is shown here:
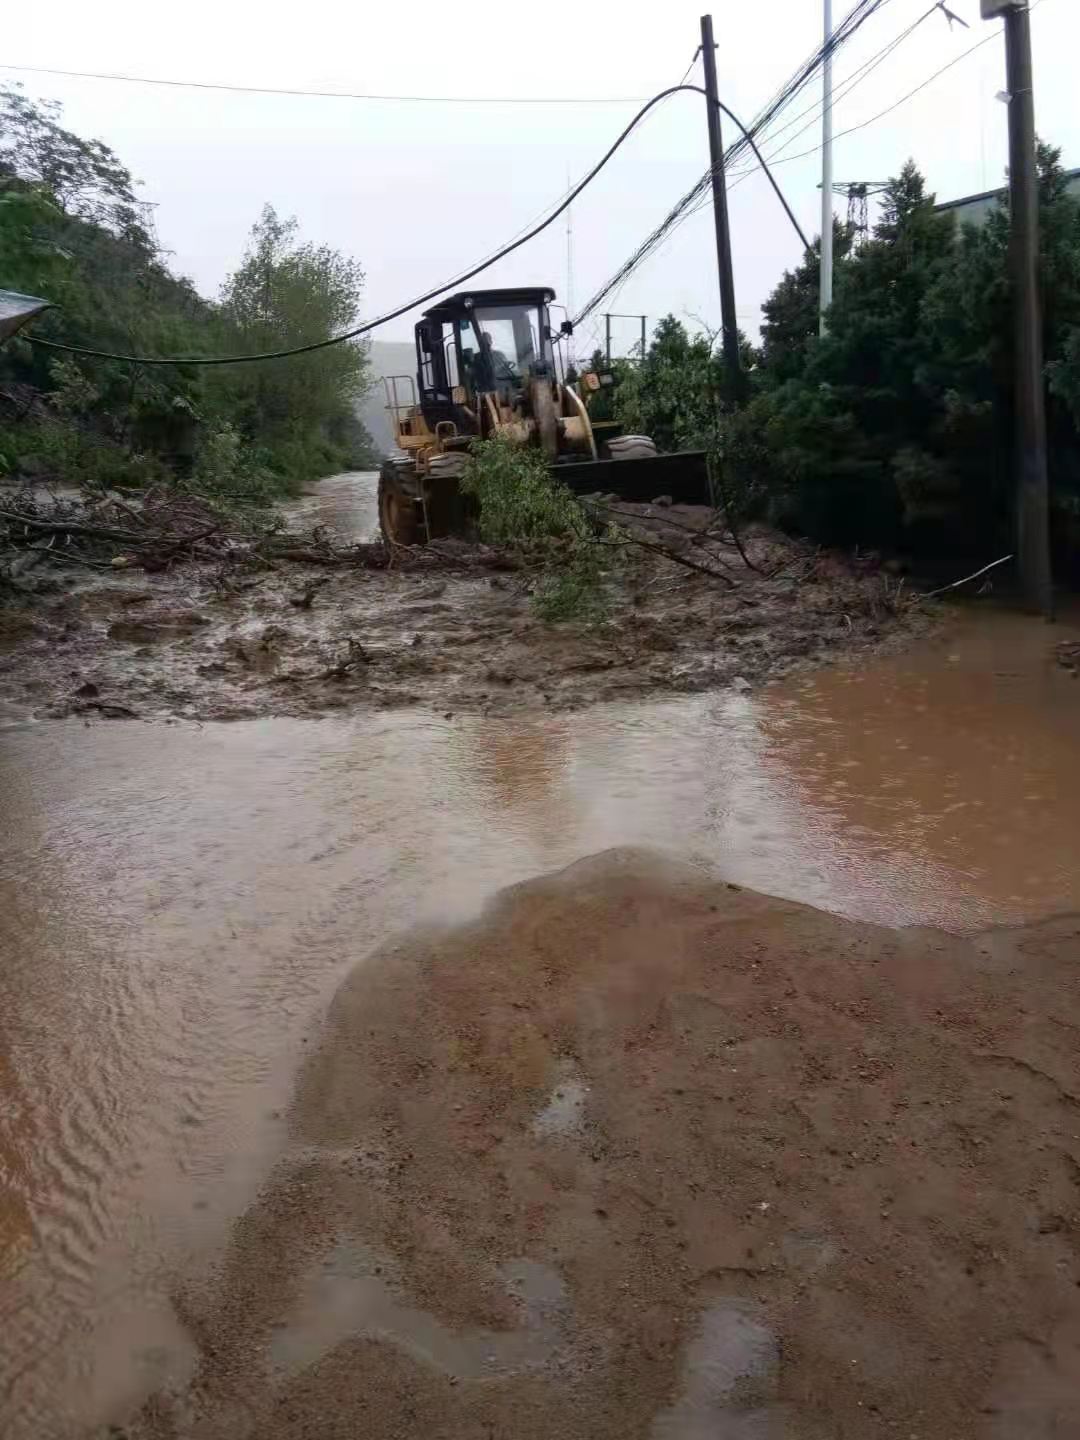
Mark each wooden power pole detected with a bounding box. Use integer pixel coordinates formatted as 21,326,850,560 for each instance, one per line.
984,0,1052,615
699,14,741,395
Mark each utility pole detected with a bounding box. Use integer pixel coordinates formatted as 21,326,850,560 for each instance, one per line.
983,0,1052,615
820,0,834,335
699,14,741,394
605,313,612,365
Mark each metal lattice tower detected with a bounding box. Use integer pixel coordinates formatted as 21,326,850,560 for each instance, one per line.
831,180,890,244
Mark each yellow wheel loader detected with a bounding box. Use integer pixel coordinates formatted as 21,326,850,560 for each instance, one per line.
378,286,708,545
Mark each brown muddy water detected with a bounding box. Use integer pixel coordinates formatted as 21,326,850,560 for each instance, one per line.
284,469,380,543
1,490,1079,1434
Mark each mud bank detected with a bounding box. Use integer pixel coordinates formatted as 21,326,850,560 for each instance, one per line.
0,491,928,723
113,849,1080,1440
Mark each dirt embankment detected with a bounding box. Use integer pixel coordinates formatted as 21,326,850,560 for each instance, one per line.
0,491,928,723
117,850,1080,1439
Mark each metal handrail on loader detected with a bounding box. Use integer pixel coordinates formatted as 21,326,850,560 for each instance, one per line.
382,374,417,432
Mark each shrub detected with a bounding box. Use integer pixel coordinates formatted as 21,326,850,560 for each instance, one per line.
460,436,611,620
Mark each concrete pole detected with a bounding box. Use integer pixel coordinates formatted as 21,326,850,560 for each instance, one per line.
820,0,834,336
700,14,741,395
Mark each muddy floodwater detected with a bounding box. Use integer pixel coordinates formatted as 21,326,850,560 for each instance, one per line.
284,469,380,544
1,478,1079,1434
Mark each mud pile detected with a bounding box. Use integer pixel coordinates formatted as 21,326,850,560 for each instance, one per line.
0,498,926,722
119,849,1080,1439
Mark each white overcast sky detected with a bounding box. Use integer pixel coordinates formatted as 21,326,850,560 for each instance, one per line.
3,0,1076,355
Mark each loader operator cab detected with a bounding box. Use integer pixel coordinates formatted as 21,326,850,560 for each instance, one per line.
414,287,556,433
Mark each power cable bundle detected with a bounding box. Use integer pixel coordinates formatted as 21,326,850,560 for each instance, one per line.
571,0,896,325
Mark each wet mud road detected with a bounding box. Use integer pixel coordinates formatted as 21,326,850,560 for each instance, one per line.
2,475,1080,1437
0,472,935,725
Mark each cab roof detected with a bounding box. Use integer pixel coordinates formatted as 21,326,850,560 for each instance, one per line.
421,287,556,323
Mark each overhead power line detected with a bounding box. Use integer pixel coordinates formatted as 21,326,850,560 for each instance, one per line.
711,0,1050,251
747,10,1040,177
28,85,806,368
747,0,942,162
0,61,649,105
676,49,702,89
572,0,895,325
572,0,1056,325
695,14,1013,227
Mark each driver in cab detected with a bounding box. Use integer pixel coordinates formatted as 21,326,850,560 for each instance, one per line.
479,331,517,389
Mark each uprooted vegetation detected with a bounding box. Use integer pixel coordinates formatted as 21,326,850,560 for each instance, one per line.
460,436,613,622
0,467,930,724
460,434,771,623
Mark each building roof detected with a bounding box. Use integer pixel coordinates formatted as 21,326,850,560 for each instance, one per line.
934,167,1080,215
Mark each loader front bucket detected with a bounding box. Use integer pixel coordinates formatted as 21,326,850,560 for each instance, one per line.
551,450,711,506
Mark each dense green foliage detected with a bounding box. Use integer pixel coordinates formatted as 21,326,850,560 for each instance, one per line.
460,435,609,620
1,88,375,497
615,149,1080,563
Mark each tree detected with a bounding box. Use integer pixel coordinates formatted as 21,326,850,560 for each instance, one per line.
614,315,749,452
0,85,151,246
0,183,70,298
733,162,979,546
759,219,854,382
1,92,375,496
212,205,373,483
728,150,1080,559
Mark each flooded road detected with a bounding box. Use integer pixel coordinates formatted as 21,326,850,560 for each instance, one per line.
284,469,380,544
1,551,1079,1431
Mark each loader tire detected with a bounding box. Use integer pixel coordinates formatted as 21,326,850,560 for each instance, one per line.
378,459,419,547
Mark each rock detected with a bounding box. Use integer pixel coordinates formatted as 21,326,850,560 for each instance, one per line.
652,494,674,508
74,681,100,698
731,676,751,693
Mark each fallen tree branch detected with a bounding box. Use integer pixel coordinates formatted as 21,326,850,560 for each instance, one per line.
917,553,1013,601
706,462,762,574
589,530,738,586
154,523,221,557
587,493,763,578
22,544,118,571
588,499,740,547
0,509,143,544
